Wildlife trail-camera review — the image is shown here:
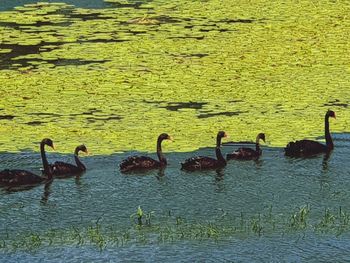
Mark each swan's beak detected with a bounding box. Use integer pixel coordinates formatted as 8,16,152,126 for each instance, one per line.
224,133,229,139
84,149,90,155
51,144,56,150
333,113,336,119
168,136,174,142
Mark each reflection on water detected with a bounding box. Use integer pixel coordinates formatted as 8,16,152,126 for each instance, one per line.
40,181,53,204
0,133,349,261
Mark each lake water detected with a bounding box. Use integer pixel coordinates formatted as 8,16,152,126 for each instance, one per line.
0,0,108,11
1,133,350,261
1,0,350,261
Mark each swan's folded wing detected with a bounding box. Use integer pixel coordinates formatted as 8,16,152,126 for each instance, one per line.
181,156,218,170
119,156,159,172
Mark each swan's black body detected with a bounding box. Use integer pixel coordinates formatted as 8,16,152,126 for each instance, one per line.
120,133,172,172
0,138,54,186
227,133,265,160
181,131,228,171
50,145,88,176
285,110,335,157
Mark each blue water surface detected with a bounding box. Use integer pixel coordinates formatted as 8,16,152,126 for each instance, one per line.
1,134,350,262
0,0,107,11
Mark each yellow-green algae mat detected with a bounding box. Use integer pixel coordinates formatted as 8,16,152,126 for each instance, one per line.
0,0,349,155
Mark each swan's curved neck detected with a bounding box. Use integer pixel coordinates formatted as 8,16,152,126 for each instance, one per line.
325,114,333,150
157,138,167,165
40,142,52,179
216,136,226,165
74,149,86,170
255,135,261,153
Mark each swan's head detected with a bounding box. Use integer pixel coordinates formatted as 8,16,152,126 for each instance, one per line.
217,131,228,139
158,133,173,142
42,138,55,150
258,133,266,142
327,110,336,119
76,144,88,154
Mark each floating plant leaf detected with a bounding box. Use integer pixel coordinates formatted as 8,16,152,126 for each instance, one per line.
0,1,349,154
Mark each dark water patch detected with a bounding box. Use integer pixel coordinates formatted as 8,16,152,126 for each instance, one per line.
217,28,236,33
199,27,217,33
168,35,205,40
86,115,122,123
152,15,180,24
0,21,72,30
124,30,147,35
274,103,285,113
143,100,208,111
228,100,244,103
199,28,213,33
3,56,110,70
324,99,348,108
27,111,124,123
180,18,257,33
160,102,208,111
198,111,245,119
25,121,47,126
71,109,123,122
68,12,114,21
68,108,112,118
0,42,61,70
0,37,126,70
218,18,256,24
79,38,127,43
82,108,103,115
0,115,15,120
51,58,110,67
170,53,209,59
28,112,62,117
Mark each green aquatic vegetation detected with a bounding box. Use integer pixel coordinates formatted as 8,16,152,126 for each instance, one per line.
2,205,350,252
130,206,155,226
314,207,350,235
0,1,350,154
289,205,310,230
251,215,263,236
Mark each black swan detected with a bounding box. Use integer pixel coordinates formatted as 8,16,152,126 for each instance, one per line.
0,138,54,186
50,144,88,176
119,133,173,172
227,133,265,160
285,110,336,157
181,131,228,171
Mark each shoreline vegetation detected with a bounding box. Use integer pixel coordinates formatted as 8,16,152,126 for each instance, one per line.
1,205,350,252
